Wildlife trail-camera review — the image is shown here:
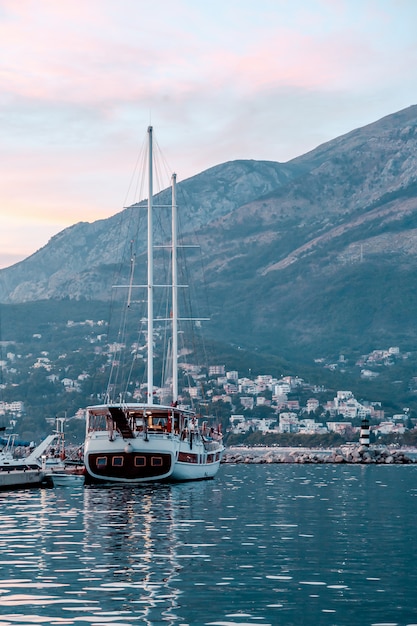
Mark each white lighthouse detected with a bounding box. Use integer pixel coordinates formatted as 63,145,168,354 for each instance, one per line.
359,416,370,447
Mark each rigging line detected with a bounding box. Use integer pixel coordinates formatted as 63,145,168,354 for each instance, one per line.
119,286,149,403
107,132,149,312
131,134,148,209
175,200,214,413
160,235,172,394
101,130,175,405
103,163,149,399
122,315,147,403
119,131,147,206
153,134,176,192
137,317,148,400
122,131,148,209
104,134,152,403
122,343,138,403
194,242,212,379
177,183,214,378
177,325,199,412
160,292,171,399
105,279,134,402
127,242,136,308
115,318,131,401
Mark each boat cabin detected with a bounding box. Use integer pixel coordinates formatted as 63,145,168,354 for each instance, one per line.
86,404,195,440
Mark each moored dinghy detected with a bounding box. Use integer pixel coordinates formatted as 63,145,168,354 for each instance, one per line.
83,127,224,484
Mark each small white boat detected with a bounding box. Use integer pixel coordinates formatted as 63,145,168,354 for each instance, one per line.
0,434,52,491
48,470,85,487
0,421,85,490
84,127,224,484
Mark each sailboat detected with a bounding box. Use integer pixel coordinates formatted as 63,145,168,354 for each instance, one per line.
83,127,224,484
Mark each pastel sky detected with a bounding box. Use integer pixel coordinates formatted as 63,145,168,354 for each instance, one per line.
1,0,417,268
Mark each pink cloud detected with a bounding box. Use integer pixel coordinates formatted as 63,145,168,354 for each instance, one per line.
1,0,413,124
205,22,396,95
1,3,146,101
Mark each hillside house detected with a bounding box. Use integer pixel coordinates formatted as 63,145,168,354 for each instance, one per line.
279,412,299,433
306,398,320,413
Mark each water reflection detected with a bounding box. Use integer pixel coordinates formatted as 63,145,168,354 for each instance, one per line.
82,484,182,624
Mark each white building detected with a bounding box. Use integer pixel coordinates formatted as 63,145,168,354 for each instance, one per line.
240,397,254,410
229,415,250,434
306,398,319,413
279,412,299,433
238,378,258,395
0,400,24,416
185,387,200,398
374,421,405,435
256,418,278,433
334,391,354,407
298,418,325,433
33,357,52,371
256,396,270,406
327,421,352,433
274,381,291,395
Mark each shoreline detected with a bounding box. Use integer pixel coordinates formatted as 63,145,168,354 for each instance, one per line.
222,444,416,464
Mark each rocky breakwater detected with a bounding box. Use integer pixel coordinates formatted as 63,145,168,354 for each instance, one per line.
222,445,415,464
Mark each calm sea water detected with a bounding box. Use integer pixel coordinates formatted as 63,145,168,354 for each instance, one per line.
1,463,417,626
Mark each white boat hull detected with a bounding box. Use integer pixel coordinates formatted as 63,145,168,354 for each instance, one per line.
84,409,224,485
0,468,51,490
171,458,222,481
84,441,222,484
84,430,177,484
49,472,85,487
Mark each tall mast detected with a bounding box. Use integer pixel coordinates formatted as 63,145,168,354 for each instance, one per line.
147,126,154,404
171,173,178,402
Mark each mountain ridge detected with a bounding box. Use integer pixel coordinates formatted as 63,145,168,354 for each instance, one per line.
2,105,417,361
0,158,298,302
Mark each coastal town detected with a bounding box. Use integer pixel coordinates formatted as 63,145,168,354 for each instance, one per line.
207,364,410,439
0,318,415,443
